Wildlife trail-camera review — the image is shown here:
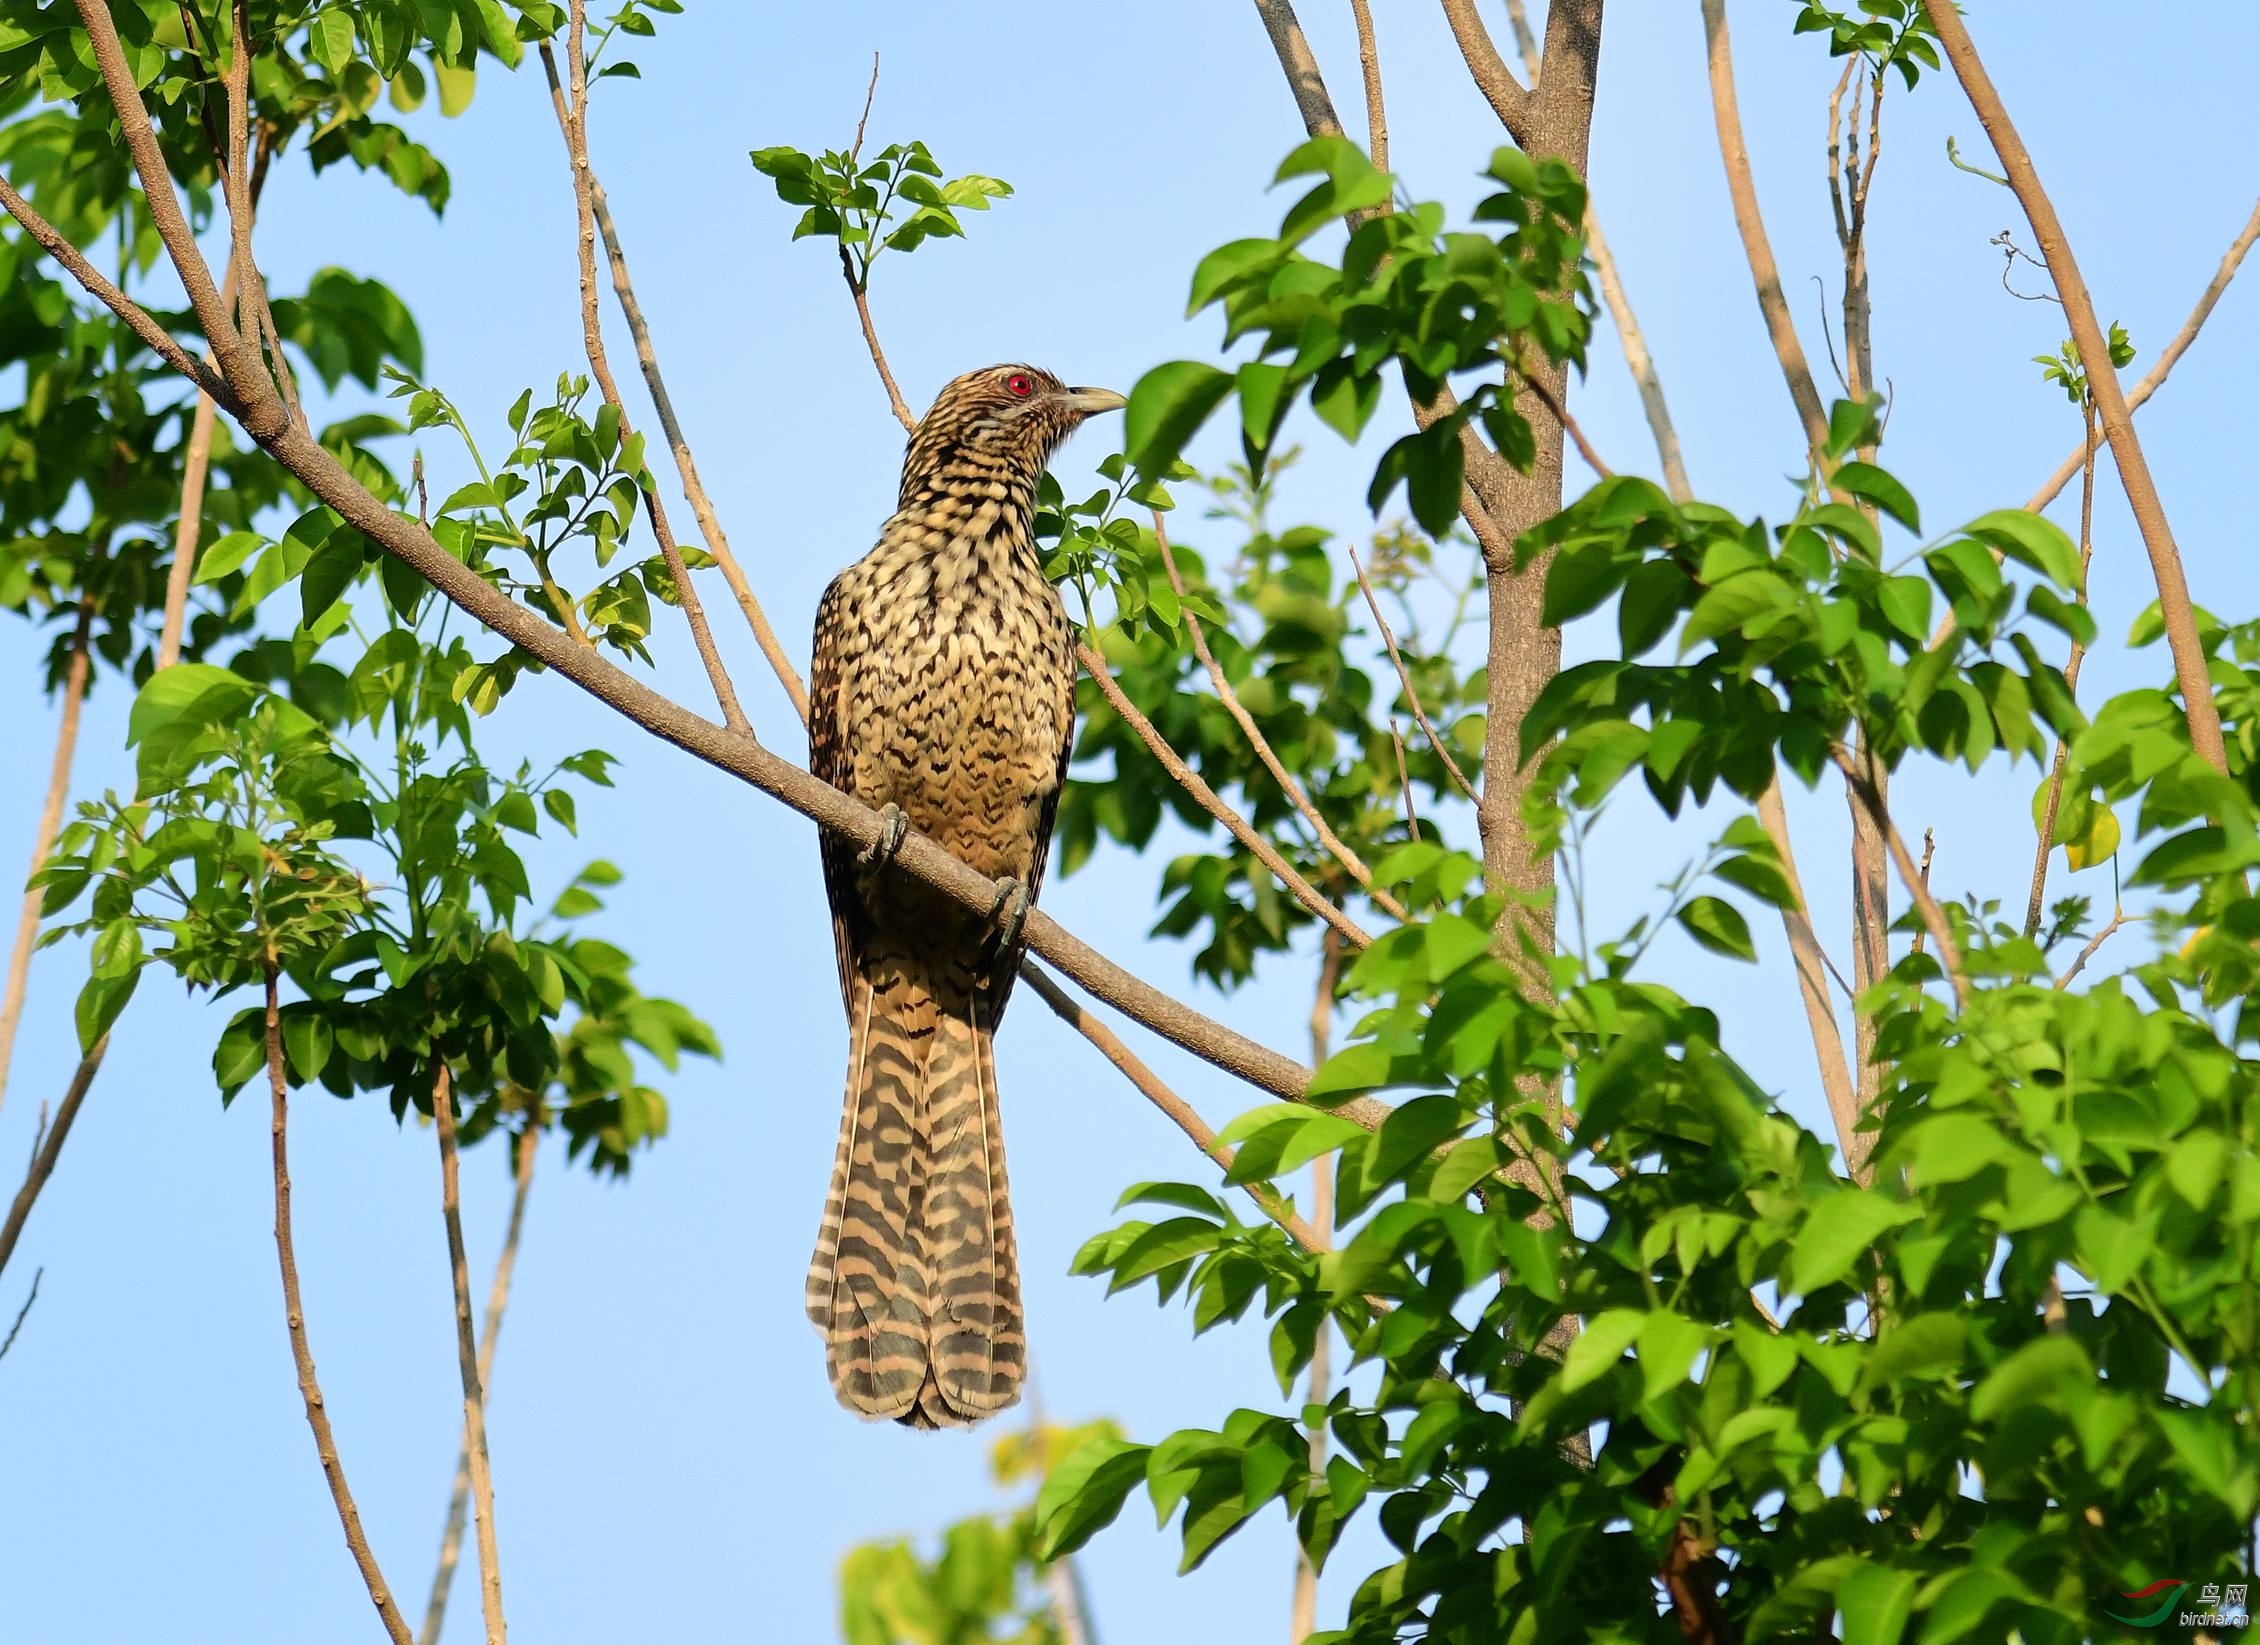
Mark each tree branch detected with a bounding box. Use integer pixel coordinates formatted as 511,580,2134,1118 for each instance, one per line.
1288,930,1342,1642
1755,780,1864,1178
1924,0,2228,776
2024,398,2099,940
539,16,749,738
68,0,270,426
1347,0,1387,169
0,601,93,1121
2025,194,2260,515
264,967,414,1645
1152,516,1406,923
0,172,232,405
1698,0,1828,453
1438,0,1536,149
429,1065,508,1645
0,1264,38,1364
1831,747,1968,1009
1345,545,1477,806
536,62,809,727
420,1123,536,1645
1018,965,1349,1246
0,1044,103,1287
1079,641,1372,949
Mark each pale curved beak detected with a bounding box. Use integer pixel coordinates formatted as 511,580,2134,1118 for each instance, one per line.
1055,386,1127,415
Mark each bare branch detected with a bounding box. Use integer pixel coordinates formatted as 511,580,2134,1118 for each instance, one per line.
421,1124,536,1645
1019,965,1345,1246
0,602,93,1120
1252,0,1357,148
2028,193,2260,513
0,1265,38,1364
264,968,414,1645
1078,640,1372,950
1925,0,2228,775
68,0,270,425
1153,516,1406,922
1346,544,1477,805
1519,364,1611,479
0,1044,103,1287
1832,747,1969,1008
2025,399,2099,939
1754,780,1864,1178
1347,0,1387,169
538,67,810,727
1699,0,1829,453
0,173,232,404
539,21,749,737
1288,931,1343,1642
1586,212,1692,503
1439,0,1536,149
429,1065,508,1645
2054,904,2128,990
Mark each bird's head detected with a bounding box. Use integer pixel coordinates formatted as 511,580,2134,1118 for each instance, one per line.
903,364,1125,489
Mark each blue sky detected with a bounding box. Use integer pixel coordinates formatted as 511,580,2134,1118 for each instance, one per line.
2,3,2258,1640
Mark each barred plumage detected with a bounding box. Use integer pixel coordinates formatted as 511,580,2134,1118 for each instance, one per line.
806,364,1123,1429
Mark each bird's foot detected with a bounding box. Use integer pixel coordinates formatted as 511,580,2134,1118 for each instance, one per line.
985,877,1033,954
856,803,909,870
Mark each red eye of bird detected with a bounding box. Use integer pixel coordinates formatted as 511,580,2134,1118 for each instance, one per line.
1004,372,1034,398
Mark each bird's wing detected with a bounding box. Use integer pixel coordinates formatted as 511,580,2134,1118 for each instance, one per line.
986,644,1078,1026
809,573,864,1016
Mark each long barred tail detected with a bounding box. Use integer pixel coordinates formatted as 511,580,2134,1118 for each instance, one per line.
806,961,1024,1428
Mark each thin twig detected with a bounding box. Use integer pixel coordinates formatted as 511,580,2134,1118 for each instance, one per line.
1929,194,2260,653
0,1044,103,1287
1832,747,1968,1008
848,53,880,164
1152,516,1405,921
1925,0,2227,777
264,966,415,1645
1288,931,1343,1642
2024,398,2099,939
843,245,916,435
1079,642,1371,949
1519,365,1611,479
2027,195,2260,514
541,19,748,737
1018,965,1339,1247
429,1065,508,1645
2053,905,2128,990
0,1265,38,1363
420,1123,536,1645
1346,545,1476,804
1390,719,1419,841
0,602,93,1120
535,54,809,727
1910,829,1937,956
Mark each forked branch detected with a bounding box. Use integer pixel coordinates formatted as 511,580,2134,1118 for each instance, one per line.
1924,0,2228,776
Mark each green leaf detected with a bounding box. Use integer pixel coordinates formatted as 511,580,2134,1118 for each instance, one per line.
1790,1189,1917,1294
300,533,365,629
1124,362,1233,477
1839,1563,1919,1645
1557,1307,1643,1393
1675,896,1755,962
1970,1335,2092,1423
1832,461,1920,533
1035,1437,1152,1558
1964,509,2080,590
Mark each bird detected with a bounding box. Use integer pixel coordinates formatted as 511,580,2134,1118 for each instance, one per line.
804,363,1125,1429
